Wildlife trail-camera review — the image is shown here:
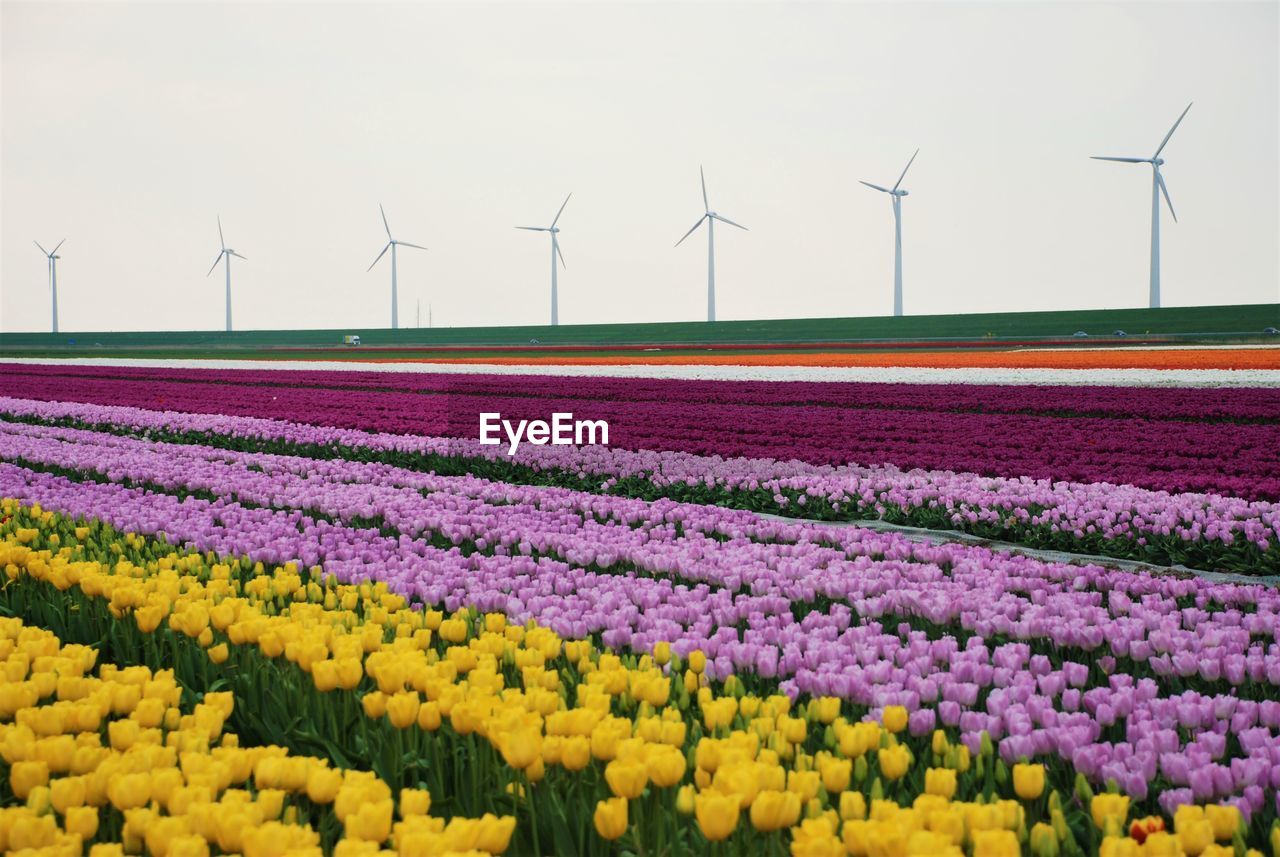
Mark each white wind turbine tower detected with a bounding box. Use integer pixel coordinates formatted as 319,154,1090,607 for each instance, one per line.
861,149,918,317
34,239,65,333
675,167,748,323
367,205,427,329
206,218,245,332
1092,102,1192,309
516,194,571,326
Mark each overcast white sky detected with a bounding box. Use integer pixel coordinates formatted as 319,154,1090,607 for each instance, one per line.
2,0,1277,334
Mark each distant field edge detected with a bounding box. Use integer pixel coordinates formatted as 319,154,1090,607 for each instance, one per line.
2,302,1277,351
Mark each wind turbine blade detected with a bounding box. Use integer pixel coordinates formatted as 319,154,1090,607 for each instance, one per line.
1156,172,1177,222
674,215,707,247
712,213,748,231
51,239,66,254
380,204,392,239
217,217,225,250
367,243,391,271
398,241,428,251
892,149,919,192
700,165,709,211
554,236,566,269
1091,156,1148,163
515,226,548,231
551,193,572,228
1153,102,1193,158
207,253,223,277
860,181,891,193
34,240,49,256
230,251,248,260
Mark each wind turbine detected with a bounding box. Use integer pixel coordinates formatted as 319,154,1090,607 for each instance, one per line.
516,194,571,326
675,167,747,323
1092,102,1192,309
861,149,918,317
367,205,426,329
34,239,65,333
206,218,245,332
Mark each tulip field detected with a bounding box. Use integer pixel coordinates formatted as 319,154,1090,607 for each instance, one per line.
2,355,1280,856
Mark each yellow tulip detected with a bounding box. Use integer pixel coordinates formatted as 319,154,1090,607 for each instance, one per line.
107,771,151,811
973,828,1021,857
413,700,440,732
819,757,851,794
386,691,420,729
688,650,707,674
335,658,364,690
1029,822,1059,857
499,727,543,770
561,735,591,772
864,820,907,857
1091,793,1131,830
877,744,910,781
653,642,671,665
809,696,840,724
839,790,867,821
305,766,343,804
780,714,807,744
606,758,649,799
439,618,468,644
881,705,909,733
1013,763,1046,801
1178,819,1215,857
258,631,284,658
1204,804,1240,841
645,745,687,788
10,760,49,799
787,769,822,803
468,813,517,853
1142,832,1185,857
400,787,432,817
593,796,628,840
714,760,762,809
676,784,696,815
34,735,75,773
925,767,957,799
106,718,139,753
65,805,100,839
361,691,387,720
749,789,802,832
26,784,51,814
311,660,339,692
695,789,741,841
50,775,86,812
344,798,393,843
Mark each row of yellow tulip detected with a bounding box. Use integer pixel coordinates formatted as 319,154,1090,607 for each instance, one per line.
0,615,516,857
2,499,1275,856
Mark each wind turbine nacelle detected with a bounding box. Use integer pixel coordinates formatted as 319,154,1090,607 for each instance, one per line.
1152,158,1164,166
897,190,909,197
